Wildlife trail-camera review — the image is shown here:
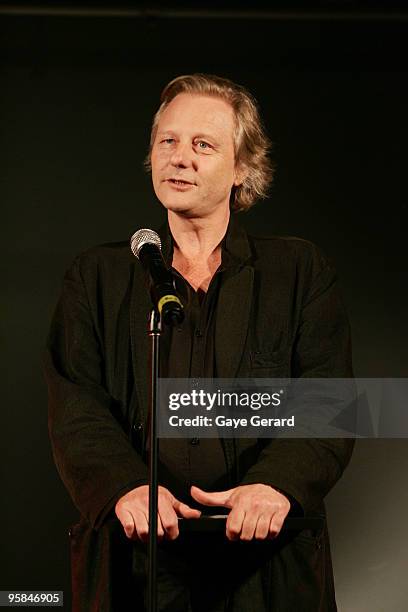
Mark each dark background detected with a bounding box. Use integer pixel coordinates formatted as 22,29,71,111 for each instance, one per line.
1,2,408,610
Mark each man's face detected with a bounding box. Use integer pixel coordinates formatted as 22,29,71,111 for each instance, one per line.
151,93,242,218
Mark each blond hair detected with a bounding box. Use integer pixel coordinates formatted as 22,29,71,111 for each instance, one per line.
145,73,274,212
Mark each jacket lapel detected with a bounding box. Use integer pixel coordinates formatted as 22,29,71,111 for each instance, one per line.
215,264,254,378
129,263,152,426
215,213,254,378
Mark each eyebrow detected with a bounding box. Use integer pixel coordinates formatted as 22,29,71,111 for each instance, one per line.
156,130,220,146
157,130,176,137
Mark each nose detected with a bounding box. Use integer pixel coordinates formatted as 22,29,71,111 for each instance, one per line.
170,141,195,169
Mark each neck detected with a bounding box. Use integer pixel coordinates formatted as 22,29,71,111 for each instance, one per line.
168,208,230,261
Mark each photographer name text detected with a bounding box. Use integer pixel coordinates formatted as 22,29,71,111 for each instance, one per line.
167,415,295,429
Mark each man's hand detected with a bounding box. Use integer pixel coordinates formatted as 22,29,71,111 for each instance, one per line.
115,485,201,543
190,483,290,541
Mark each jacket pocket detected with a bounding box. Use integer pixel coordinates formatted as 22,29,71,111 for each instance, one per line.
265,520,334,611
249,347,291,377
293,526,324,548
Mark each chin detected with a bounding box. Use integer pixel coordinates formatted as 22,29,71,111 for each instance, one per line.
160,197,194,215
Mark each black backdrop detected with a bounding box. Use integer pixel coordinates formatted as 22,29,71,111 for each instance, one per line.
1,5,408,610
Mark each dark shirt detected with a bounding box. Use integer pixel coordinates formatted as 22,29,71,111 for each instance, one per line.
158,229,238,513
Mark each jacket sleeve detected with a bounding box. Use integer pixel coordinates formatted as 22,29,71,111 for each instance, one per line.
240,245,355,514
44,255,149,529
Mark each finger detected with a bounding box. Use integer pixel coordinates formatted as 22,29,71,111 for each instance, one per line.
134,509,165,544
226,508,245,541
267,513,285,540
173,498,202,519
190,485,232,508
156,513,165,542
158,501,179,541
133,510,149,543
240,510,258,541
254,514,271,540
143,502,165,542
116,508,136,540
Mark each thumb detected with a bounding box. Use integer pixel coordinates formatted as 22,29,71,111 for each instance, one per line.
190,485,234,508
172,497,202,519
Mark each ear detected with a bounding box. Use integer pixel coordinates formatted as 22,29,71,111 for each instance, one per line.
233,163,247,187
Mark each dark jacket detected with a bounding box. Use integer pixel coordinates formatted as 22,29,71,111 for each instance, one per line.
45,215,354,611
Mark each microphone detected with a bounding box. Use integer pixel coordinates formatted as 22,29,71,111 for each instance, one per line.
130,229,184,326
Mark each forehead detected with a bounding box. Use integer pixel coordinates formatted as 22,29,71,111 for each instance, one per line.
157,93,235,141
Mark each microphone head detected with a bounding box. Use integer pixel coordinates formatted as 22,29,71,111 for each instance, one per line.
130,228,161,259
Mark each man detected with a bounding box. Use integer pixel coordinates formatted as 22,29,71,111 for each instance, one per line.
45,74,354,611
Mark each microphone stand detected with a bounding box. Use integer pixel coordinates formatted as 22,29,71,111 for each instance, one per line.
147,308,161,612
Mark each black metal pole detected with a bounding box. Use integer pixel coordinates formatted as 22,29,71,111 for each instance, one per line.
147,308,161,612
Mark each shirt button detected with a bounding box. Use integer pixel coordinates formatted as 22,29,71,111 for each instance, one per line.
195,329,203,338
190,437,200,445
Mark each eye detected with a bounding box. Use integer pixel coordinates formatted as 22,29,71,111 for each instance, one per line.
161,138,175,145
195,140,212,151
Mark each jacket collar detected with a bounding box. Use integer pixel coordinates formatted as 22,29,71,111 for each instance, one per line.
157,211,253,269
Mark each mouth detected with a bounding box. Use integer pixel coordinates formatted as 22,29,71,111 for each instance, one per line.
166,178,195,186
